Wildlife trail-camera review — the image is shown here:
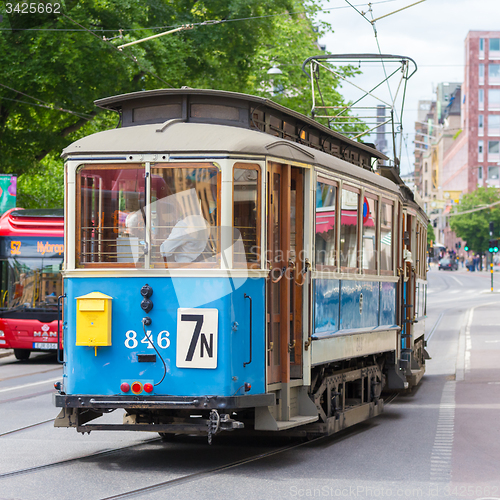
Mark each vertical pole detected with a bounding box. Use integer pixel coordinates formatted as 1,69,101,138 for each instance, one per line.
491,262,494,293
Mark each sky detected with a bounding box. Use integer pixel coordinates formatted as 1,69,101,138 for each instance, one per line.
317,0,500,175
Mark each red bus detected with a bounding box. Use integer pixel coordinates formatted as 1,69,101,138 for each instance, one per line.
0,208,64,360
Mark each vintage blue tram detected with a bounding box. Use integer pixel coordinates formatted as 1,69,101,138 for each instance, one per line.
54,89,428,440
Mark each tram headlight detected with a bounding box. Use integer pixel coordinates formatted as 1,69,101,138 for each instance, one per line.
140,284,153,298
140,298,153,313
0,331,4,337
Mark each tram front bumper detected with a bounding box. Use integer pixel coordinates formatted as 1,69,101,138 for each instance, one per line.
53,393,275,411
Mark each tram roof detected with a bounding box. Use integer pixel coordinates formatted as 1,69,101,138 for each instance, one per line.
62,120,399,194
91,88,388,165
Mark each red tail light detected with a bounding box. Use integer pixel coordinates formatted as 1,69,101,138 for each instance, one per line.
131,382,143,394
120,382,130,393
143,383,153,393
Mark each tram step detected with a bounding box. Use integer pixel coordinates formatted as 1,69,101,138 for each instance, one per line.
254,407,318,431
274,415,319,431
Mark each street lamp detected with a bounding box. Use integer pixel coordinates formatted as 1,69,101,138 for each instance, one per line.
267,65,283,96
267,65,283,75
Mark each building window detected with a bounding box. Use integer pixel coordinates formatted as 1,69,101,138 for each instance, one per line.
479,88,484,110
488,165,499,180
479,64,485,85
479,114,484,136
478,166,483,180
488,140,500,162
489,89,500,110
424,161,428,173
480,38,485,59
490,38,500,58
479,140,484,161
489,115,500,136
424,179,428,196
489,64,500,84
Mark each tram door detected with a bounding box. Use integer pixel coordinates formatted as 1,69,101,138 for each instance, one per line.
403,213,415,350
266,162,305,389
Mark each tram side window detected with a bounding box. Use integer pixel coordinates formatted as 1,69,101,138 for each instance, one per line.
315,180,337,267
77,165,146,267
233,164,260,268
380,201,393,273
150,163,220,268
362,196,377,272
340,188,359,270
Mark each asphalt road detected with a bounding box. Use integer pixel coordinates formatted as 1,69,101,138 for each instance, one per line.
0,268,499,500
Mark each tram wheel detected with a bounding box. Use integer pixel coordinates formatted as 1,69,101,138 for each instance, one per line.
14,349,31,361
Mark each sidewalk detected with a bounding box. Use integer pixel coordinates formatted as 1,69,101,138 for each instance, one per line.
453,302,500,486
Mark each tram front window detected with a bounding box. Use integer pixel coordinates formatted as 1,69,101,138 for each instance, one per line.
150,163,220,268
76,163,221,268
77,165,147,267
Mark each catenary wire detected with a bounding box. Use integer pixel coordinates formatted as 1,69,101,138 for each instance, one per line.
0,0,399,32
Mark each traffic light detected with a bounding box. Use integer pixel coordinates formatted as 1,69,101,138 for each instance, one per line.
489,239,499,253
464,243,469,251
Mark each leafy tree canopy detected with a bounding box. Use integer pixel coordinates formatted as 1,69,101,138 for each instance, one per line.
1,0,366,208
449,187,500,254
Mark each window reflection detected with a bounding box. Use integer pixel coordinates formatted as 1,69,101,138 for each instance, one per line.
340,189,359,269
362,196,377,272
150,164,219,267
233,165,260,268
315,181,336,267
380,202,393,271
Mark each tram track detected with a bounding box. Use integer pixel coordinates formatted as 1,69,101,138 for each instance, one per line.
0,394,401,497
0,418,55,437
99,400,402,500
0,437,162,479
0,365,61,383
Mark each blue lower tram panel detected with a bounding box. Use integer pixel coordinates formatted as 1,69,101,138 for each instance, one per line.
60,276,266,398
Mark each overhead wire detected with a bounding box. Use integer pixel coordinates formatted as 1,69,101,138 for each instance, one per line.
0,83,93,120
342,0,424,171
60,12,175,88
0,0,400,32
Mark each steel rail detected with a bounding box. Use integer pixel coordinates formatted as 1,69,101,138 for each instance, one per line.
0,418,54,437
0,438,161,478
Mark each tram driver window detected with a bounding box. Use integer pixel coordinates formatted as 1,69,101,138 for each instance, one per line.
380,201,393,273
340,188,359,270
150,163,220,268
233,164,261,268
315,180,337,267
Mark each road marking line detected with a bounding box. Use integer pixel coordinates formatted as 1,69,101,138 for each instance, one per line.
450,275,463,286
430,381,456,482
0,377,60,394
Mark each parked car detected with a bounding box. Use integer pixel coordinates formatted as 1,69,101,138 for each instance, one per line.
439,257,458,271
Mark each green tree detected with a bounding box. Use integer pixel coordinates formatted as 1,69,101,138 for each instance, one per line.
427,223,435,247
1,0,366,208
449,187,500,254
